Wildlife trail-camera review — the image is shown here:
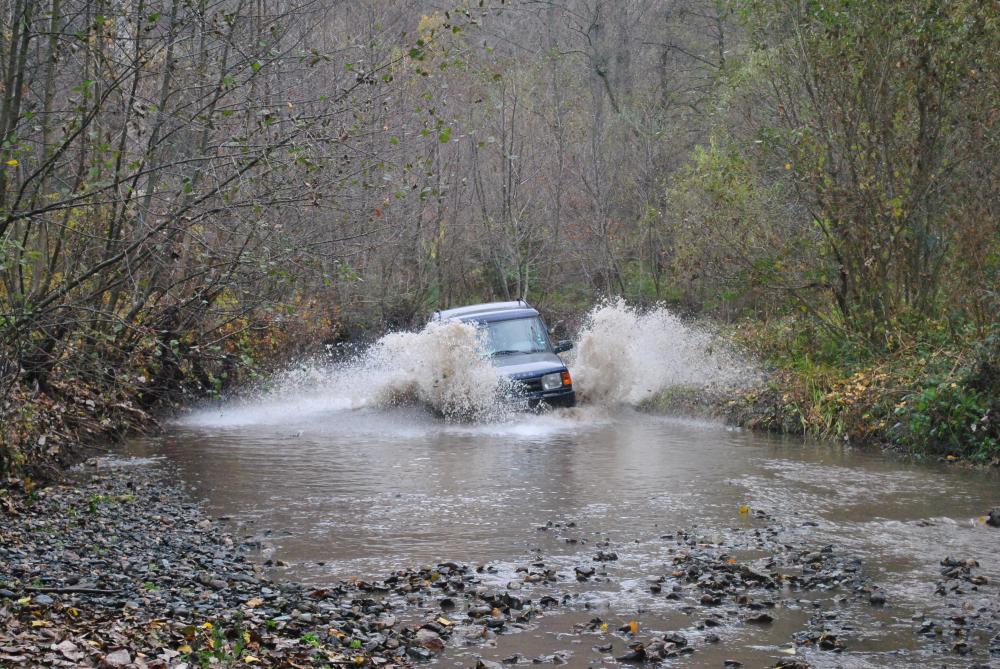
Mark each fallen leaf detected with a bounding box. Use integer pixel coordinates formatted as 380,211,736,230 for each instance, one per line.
104,649,131,667
55,640,84,661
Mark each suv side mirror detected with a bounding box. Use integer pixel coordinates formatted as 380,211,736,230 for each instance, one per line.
554,340,573,354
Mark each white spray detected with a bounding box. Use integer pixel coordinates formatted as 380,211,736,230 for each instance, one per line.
569,298,753,406
363,320,515,420
178,300,752,428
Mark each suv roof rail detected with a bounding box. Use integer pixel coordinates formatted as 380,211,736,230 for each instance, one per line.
431,300,536,322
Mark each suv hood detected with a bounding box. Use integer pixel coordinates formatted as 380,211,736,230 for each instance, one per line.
491,351,567,378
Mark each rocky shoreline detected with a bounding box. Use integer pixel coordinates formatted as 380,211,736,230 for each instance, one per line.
1,461,425,668
3,457,999,668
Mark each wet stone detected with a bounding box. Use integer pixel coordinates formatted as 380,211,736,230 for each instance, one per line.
476,660,503,669
746,612,774,624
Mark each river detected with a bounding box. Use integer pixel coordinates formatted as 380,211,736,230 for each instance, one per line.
125,403,1000,668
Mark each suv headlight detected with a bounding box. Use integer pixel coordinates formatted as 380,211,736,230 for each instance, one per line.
541,372,563,391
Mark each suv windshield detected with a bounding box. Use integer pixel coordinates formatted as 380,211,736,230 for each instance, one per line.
480,316,552,356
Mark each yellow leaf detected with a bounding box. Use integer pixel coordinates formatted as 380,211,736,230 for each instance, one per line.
201,622,214,630
629,620,638,634
68,607,80,618
436,616,453,627
739,504,750,515
178,645,193,654
16,596,30,605
784,162,792,170
353,656,365,665
243,656,260,664
245,597,264,608
600,623,608,633
243,630,251,644
207,638,216,649
30,620,52,627
491,607,500,617
5,159,18,166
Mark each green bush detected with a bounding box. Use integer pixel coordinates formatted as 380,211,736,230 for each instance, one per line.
893,381,998,461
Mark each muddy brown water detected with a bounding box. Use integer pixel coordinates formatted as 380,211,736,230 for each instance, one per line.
125,406,1000,668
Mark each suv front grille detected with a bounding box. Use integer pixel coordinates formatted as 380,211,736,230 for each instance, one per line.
518,377,543,393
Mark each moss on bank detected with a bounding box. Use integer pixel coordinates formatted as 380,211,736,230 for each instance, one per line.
642,316,1000,464
1,304,343,479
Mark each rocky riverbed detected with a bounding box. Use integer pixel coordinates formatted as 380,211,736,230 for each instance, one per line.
2,456,999,668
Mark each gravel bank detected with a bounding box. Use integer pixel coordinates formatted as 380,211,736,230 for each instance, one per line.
4,457,999,668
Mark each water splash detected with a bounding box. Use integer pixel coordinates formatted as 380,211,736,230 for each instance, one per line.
179,320,514,427
178,299,752,428
569,298,753,406
363,320,515,420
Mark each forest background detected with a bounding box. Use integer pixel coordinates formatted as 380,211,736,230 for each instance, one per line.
1,0,998,475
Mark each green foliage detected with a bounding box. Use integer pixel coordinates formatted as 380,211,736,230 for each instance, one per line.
893,381,997,461
668,139,816,316
727,311,1000,460
693,0,1000,340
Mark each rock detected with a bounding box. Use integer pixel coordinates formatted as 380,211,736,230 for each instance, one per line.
663,632,687,647
416,628,444,652
476,661,503,669
469,604,493,618
987,508,1000,527
724,661,744,668
869,591,886,606
33,594,54,605
615,647,646,663
746,612,774,624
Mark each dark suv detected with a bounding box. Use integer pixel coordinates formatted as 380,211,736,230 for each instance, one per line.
430,300,576,408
